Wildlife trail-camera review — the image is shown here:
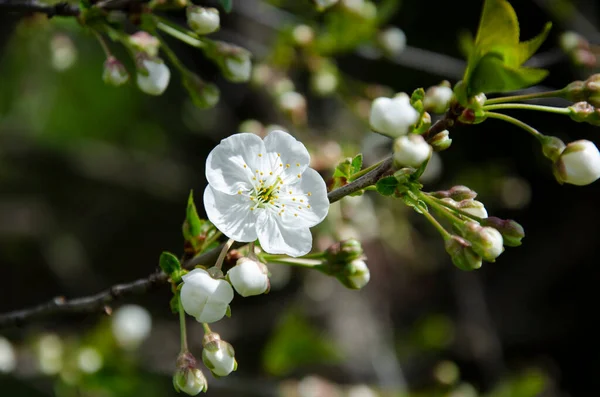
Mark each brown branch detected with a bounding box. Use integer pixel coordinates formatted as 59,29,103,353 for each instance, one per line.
0,118,457,329
0,0,80,17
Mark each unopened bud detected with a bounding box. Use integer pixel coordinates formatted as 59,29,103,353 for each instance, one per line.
431,186,477,201
393,134,432,168
442,198,487,219
227,257,270,297
128,32,160,57
424,82,453,114
560,31,589,53
324,239,363,264
136,55,171,96
342,259,371,289
378,27,406,58
540,135,567,161
553,139,600,186
103,56,129,86
428,129,452,152
369,93,420,137
183,73,220,108
463,222,504,262
187,6,220,35
202,333,237,377
445,235,482,271
173,352,208,395
481,217,525,247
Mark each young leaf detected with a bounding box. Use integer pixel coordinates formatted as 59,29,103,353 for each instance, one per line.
160,251,182,275
468,53,548,94
351,154,363,175
376,176,399,196
183,190,202,241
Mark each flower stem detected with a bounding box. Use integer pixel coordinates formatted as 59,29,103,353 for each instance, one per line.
418,192,467,226
484,89,565,105
214,238,235,270
485,112,545,142
92,29,112,58
154,32,187,73
348,158,386,181
483,103,570,115
422,193,484,223
178,294,188,353
156,19,205,49
262,256,323,268
202,323,212,335
419,206,451,240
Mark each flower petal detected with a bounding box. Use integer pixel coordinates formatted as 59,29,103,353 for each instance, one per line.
204,186,258,242
277,167,329,228
256,211,313,257
206,133,265,194
263,130,310,183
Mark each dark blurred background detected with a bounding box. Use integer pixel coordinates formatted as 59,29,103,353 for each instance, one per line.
1,0,600,396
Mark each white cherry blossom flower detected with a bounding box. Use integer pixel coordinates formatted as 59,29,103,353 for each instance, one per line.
369,93,420,137
554,140,600,186
180,268,234,323
204,130,329,257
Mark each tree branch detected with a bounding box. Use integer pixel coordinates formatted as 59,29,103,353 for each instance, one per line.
0,0,80,17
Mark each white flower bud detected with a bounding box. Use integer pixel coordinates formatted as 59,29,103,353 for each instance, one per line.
227,257,270,297
347,259,370,289
180,268,234,323
369,93,420,137
0,337,16,373
224,54,252,83
554,140,600,186
459,200,488,219
424,85,454,114
112,304,152,350
393,134,432,168
202,333,237,377
464,222,504,262
136,57,171,96
187,6,220,35
314,0,339,10
379,27,406,57
128,32,160,57
173,368,208,395
103,57,129,87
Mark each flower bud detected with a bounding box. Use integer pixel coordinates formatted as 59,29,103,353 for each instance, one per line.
540,135,567,161
111,304,152,350
568,101,600,126
183,73,220,109
456,199,488,219
180,268,234,323
136,56,171,96
428,129,452,152
393,134,432,168
431,186,477,201
480,217,525,247
369,93,420,138
202,333,237,377
50,34,77,72
324,239,364,264
445,235,482,271
378,27,406,58
463,222,504,262
103,56,129,87
227,257,270,297
128,32,160,57
187,6,220,35
560,31,589,53
314,0,339,10
554,139,600,186
0,337,16,373
311,70,338,96
343,259,371,289
424,82,453,114
174,353,208,395
292,24,315,46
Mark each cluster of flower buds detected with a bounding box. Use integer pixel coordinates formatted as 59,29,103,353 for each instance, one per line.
559,31,597,67
564,74,600,107
319,239,370,289
431,186,487,218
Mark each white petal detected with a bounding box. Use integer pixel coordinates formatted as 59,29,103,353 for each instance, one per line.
204,186,258,242
206,133,265,194
277,168,329,228
263,130,310,183
256,211,313,257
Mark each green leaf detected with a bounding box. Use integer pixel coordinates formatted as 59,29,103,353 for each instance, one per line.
351,154,363,174
183,190,202,241
468,53,549,94
475,0,519,51
376,176,398,196
512,22,552,66
159,251,181,276
333,157,353,179
218,0,233,12
169,295,180,314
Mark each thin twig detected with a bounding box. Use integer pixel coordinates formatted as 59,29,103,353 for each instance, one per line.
0,0,80,17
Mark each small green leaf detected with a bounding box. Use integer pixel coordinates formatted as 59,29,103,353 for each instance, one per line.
169,295,180,314
351,154,363,174
410,88,426,104
513,22,552,66
376,176,398,196
333,158,353,179
468,53,548,94
160,251,182,276
218,0,233,13
475,0,519,51
183,190,202,241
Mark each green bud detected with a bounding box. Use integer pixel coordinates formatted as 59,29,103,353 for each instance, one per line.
173,352,207,395
103,56,129,86
444,235,482,271
480,217,525,247
428,129,452,152
202,333,237,378
539,135,566,162
183,73,220,109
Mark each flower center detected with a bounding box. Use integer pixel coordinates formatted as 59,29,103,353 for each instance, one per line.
251,177,282,208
